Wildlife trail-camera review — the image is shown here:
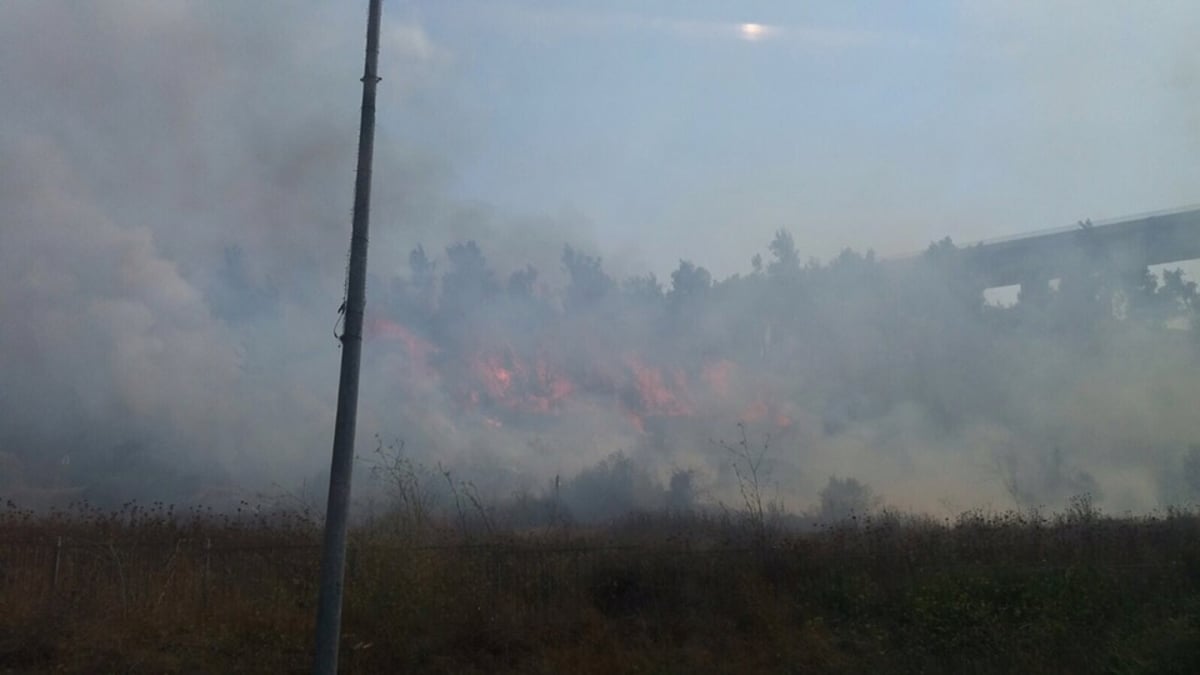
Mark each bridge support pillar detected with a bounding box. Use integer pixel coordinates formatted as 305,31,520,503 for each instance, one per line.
1017,270,1052,307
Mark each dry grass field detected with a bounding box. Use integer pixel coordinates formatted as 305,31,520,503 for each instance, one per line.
3,500,1200,673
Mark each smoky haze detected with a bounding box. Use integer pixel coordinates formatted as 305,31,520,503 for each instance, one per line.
2,1,1200,517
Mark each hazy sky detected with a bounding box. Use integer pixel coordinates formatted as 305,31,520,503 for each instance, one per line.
385,0,1200,275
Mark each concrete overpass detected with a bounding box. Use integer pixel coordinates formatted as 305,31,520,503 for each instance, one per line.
946,205,1200,289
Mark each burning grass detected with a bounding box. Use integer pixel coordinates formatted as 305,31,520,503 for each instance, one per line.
2,500,1200,673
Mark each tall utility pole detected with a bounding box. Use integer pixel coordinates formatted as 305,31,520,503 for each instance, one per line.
313,0,382,673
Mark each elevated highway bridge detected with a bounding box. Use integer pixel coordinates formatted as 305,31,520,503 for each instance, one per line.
917,205,1200,290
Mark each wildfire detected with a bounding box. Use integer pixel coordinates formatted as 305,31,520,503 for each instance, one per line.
626,356,693,418
367,318,438,378
469,347,575,415
370,317,793,435
475,353,514,398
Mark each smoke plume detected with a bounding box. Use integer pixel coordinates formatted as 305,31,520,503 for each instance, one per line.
3,1,1199,518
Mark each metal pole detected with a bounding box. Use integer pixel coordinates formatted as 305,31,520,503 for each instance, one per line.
202,537,212,611
51,535,62,597
313,1,383,672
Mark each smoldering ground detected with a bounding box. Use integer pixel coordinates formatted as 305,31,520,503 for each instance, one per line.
3,1,1200,519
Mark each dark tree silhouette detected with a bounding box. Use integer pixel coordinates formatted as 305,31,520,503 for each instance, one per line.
562,245,616,312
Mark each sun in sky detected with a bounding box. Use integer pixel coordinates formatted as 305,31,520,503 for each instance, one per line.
739,22,768,41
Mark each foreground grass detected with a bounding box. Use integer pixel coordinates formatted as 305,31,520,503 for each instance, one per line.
2,502,1200,673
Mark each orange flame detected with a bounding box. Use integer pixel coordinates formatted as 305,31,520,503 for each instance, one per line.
368,318,438,377
371,315,795,435
626,356,693,418
468,347,575,415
